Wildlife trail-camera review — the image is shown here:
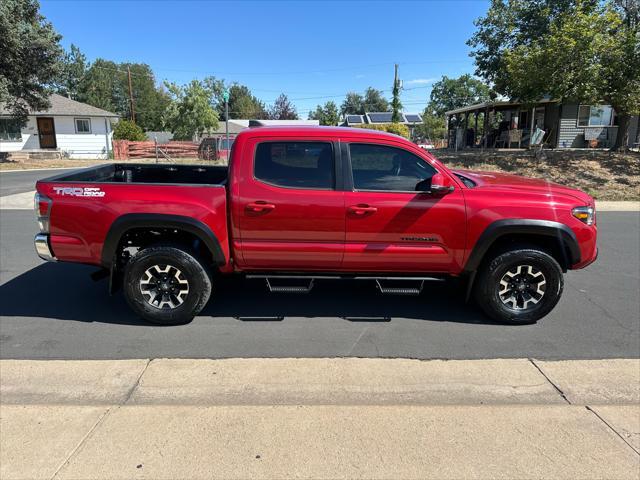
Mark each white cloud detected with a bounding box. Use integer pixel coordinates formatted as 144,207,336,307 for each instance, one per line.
355,74,365,79
405,78,437,85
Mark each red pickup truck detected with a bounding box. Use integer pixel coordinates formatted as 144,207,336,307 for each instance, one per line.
34,126,597,325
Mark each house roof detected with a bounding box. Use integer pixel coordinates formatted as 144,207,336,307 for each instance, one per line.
445,99,558,116
248,119,320,127
341,112,423,127
345,115,365,125
366,112,398,123
0,93,119,117
404,113,423,123
203,122,247,136
364,112,423,124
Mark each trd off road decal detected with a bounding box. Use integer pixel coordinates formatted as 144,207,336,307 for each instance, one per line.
52,186,106,197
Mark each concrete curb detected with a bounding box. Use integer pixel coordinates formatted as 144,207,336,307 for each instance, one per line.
0,167,81,173
596,201,640,211
0,191,35,210
1,358,638,406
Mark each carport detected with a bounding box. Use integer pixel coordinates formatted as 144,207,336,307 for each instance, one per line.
445,100,559,150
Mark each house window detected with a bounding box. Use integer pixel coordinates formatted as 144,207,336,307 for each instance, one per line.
0,118,22,141
577,105,614,127
75,118,91,133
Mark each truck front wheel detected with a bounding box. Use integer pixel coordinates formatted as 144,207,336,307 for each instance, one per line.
473,248,564,324
123,245,212,325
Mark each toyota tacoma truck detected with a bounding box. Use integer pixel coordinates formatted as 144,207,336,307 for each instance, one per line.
34,126,597,325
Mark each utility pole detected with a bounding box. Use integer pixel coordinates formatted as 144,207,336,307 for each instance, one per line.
391,63,402,123
223,88,229,155
127,66,136,123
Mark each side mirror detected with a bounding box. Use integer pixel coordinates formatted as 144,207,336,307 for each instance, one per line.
416,173,455,195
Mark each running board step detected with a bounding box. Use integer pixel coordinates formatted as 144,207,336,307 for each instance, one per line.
375,279,424,296
265,278,314,294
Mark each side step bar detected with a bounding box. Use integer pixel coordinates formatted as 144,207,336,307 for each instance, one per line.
246,275,444,296
265,277,315,294
375,279,424,296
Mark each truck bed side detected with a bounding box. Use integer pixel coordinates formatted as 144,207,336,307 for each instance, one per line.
36,176,229,268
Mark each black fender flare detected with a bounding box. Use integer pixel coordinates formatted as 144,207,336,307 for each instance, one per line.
464,219,581,274
101,213,227,269
462,219,580,302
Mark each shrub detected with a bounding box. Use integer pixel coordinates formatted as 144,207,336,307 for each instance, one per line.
354,122,410,139
113,120,147,141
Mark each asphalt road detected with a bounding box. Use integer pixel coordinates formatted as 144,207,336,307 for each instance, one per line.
0,168,75,196
0,168,87,197
1,204,638,360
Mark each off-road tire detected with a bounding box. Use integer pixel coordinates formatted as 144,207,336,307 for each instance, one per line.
123,245,212,325
473,248,564,324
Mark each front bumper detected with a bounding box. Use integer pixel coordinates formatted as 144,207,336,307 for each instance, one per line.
34,234,56,261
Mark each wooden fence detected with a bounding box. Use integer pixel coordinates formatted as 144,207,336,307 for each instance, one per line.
113,140,200,160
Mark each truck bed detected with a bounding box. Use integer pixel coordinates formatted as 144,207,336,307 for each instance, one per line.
36,162,231,268
43,163,228,186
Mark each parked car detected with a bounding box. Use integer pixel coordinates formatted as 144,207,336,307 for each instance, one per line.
34,126,597,325
198,136,235,161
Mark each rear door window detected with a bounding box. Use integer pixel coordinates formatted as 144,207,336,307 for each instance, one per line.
254,142,334,189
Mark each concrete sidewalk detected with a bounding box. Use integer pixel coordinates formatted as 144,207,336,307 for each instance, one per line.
1,358,638,479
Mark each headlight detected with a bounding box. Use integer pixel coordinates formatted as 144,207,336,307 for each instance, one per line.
572,206,594,226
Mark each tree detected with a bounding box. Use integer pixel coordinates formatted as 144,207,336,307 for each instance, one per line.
426,74,493,118
56,44,87,100
0,0,64,124
469,0,640,150
468,0,600,95
308,101,340,125
391,68,403,123
414,113,447,141
76,60,170,131
354,123,410,139
122,63,170,131
77,59,128,115
219,84,269,119
269,93,298,120
363,87,389,112
112,119,146,141
163,79,219,140
340,92,365,115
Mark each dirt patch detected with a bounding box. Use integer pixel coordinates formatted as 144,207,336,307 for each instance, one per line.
435,149,640,200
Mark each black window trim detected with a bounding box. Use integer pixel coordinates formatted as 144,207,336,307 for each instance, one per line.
252,140,342,192
344,141,441,194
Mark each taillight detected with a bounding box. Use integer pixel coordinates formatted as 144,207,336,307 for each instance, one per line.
34,192,52,233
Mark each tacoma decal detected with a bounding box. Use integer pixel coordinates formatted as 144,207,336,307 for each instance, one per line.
401,236,438,242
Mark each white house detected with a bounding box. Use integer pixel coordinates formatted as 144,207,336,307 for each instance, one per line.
0,94,119,159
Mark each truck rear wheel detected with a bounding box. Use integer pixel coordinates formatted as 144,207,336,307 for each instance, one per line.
473,248,564,324
123,245,212,325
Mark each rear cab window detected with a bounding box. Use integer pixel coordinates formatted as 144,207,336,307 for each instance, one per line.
254,142,334,189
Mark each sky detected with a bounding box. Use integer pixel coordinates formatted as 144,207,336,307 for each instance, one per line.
41,0,490,117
